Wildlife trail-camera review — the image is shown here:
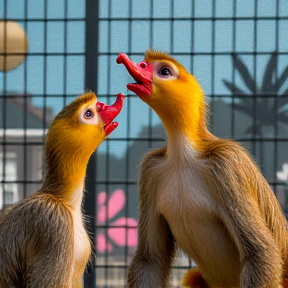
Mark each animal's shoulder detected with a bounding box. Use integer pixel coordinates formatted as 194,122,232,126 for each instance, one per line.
137,146,167,187
141,146,167,167
0,193,73,244
203,139,270,197
204,139,256,170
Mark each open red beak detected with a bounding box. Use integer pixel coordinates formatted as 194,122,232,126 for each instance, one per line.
96,93,125,136
116,53,153,97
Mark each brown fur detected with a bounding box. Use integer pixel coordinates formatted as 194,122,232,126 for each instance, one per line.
122,50,288,288
0,92,107,288
0,194,74,287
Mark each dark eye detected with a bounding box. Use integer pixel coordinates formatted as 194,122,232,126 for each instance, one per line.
159,67,171,76
84,109,94,119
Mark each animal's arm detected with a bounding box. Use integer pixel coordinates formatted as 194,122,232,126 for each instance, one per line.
127,148,176,288
208,140,283,288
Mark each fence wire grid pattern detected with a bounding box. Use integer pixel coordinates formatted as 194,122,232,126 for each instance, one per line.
1,0,288,287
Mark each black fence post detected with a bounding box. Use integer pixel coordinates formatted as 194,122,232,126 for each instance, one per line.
84,0,99,287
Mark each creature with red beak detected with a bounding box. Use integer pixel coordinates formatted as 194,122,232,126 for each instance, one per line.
0,92,124,288
117,50,288,288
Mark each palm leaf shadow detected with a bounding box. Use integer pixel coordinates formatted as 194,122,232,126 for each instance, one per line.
222,53,288,137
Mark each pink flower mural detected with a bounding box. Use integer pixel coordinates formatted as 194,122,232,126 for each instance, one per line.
96,189,138,253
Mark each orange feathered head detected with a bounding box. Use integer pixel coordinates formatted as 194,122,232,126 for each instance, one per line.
117,50,208,142
44,92,124,177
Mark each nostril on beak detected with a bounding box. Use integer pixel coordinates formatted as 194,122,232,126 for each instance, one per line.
96,102,104,112
139,62,148,69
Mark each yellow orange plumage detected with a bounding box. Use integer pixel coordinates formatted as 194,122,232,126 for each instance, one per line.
117,50,288,288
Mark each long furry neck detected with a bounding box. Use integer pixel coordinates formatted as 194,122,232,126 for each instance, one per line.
153,85,216,152
42,150,89,196
41,124,93,202
164,106,216,154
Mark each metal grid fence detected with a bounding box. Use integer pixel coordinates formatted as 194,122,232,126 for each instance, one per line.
1,1,288,287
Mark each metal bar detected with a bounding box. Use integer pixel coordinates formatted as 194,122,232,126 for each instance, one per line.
1,51,288,57
210,0,216,135
1,0,8,209
97,16,288,21
102,0,112,285
23,0,28,199
274,0,280,194
84,0,99,287
96,51,288,56
4,16,288,22
63,0,68,108
231,0,237,139
252,0,257,158
2,92,287,99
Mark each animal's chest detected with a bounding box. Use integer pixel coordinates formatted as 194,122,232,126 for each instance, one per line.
157,162,213,217
156,162,218,249
155,162,241,284
72,210,91,279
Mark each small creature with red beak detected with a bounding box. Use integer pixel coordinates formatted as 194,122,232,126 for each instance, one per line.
0,92,124,288
117,50,288,288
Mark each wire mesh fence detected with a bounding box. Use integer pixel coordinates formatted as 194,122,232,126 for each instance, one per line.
1,0,288,287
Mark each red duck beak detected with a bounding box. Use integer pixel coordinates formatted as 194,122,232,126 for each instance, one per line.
116,53,153,97
97,93,125,136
